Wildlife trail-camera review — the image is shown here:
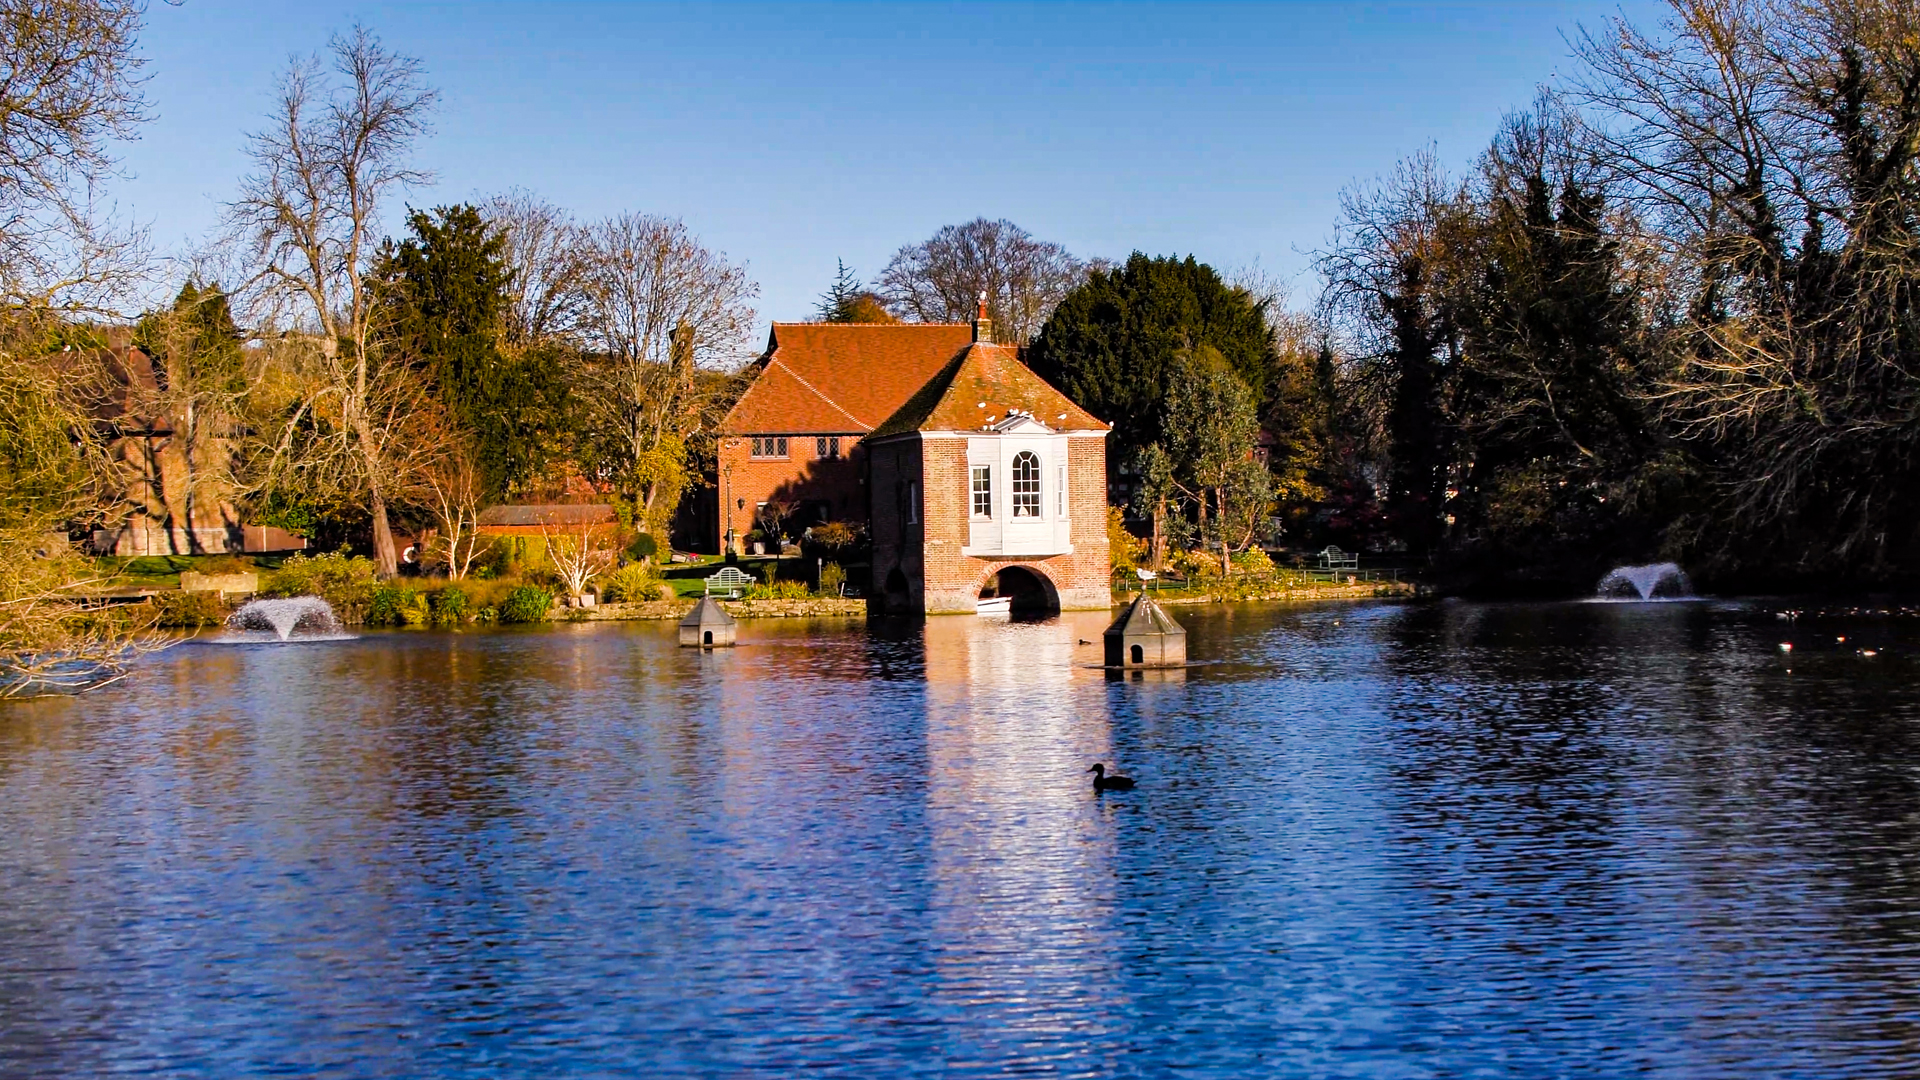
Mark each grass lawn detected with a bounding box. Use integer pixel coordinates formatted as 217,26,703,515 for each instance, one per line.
657,555,866,598
90,553,293,590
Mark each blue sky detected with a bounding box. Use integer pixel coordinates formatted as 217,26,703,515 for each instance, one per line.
117,1,1670,332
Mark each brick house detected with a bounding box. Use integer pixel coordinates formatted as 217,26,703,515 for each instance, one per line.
715,322,974,553
865,311,1112,614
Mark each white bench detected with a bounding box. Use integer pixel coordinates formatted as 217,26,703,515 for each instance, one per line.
704,566,756,597
1316,545,1360,571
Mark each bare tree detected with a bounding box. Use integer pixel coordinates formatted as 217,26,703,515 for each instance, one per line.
539,512,617,601
482,188,589,348
0,0,150,316
419,442,486,580
228,26,437,577
573,212,756,536
1316,148,1467,555
0,0,170,695
878,218,1093,342
1571,0,1920,566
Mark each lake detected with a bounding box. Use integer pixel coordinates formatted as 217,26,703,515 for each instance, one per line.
2,599,1917,1078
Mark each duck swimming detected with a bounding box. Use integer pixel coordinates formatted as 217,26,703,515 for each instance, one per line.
1087,763,1136,791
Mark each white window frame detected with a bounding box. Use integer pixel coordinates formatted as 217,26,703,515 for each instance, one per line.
816,436,840,459
1011,451,1041,518
751,435,789,460
971,465,992,518
1057,464,1067,518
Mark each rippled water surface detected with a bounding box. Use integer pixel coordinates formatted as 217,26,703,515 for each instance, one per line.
4,600,1919,1078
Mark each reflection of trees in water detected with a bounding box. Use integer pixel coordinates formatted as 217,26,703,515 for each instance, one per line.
1374,601,1920,1056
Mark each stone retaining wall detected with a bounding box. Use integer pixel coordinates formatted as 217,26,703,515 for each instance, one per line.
179,571,259,595
1129,581,1414,607
558,585,1403,623
558,597,867,622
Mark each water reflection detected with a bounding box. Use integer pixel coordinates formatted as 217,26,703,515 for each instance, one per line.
922,613,1122,1069
1,602,1919,1076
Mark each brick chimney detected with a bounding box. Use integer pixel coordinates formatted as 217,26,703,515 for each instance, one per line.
971,291,992,344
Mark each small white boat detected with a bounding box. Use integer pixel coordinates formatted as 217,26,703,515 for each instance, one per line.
975,595,1011,616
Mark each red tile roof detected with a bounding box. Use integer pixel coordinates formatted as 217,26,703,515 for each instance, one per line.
867,342,1107,439
476,504,617,527
721,322,975,435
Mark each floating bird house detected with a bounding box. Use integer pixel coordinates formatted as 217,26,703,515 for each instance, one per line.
679,596,737,647
1104,594,1186,668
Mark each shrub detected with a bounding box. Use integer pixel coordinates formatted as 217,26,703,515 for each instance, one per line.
1231,547,1277,580
812,521,858,549
746,579,813,601
366,583,410,627
153,590,228,628
818,561,845,596
1108,506,1143,577
600,564,660,603
432,584,469,625
626,532,658,563
261,551,379,624
499,585,553,624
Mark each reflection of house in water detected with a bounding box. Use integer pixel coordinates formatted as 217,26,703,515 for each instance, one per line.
920,613,1127,1040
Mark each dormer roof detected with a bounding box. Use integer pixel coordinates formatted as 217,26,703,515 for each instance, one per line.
867,342,1108,440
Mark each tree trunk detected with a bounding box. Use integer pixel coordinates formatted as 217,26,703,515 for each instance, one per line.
370,489,399,577
1150,504,1165,572
1217,488,1231,578
183,397,201,555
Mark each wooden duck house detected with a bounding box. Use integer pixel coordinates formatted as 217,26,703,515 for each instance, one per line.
679,596,737,647
1103,594,1186,668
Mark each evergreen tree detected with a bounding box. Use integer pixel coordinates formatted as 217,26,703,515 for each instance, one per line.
1161,348,1270,576
373,204,570,499
816,260,897,324
1029,253,1278,470
816,259,860,322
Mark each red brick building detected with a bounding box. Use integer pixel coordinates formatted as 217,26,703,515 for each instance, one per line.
865,313,1112,614
716,322,974,552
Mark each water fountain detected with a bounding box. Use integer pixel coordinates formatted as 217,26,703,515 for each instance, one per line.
1595,562,1694,601
224,596,349,641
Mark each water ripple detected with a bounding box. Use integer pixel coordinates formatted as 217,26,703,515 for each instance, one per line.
2,603,1918,1077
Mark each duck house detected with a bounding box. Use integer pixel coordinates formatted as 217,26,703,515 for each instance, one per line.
679,596,737,648
1104,594,1186,668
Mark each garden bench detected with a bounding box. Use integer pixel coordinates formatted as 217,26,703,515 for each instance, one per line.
1316,545,1360,572
704,566,756,598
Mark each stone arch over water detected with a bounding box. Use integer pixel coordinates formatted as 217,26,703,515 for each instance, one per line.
977,563,1060,615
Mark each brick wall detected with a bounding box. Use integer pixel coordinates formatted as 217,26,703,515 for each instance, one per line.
716,434,866,553
868,432,1111,614
867,438,923,609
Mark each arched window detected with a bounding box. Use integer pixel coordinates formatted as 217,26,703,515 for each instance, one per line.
1012,452,1041,517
